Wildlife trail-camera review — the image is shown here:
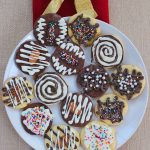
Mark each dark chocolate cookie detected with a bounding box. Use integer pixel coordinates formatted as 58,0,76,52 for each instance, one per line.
77,64,110,98
21,103,53,136
51,42,85,75
15,41,50,76
61,92,93,127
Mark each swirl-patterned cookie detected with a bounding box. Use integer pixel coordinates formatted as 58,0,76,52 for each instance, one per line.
61,93,93,127
33,13,67,46
111,65,145,100
44,125,80,150
77,64,110,98
1,76,33,109
15,41,51,76
95,94,128,125
34,72,68,104
21,103,53,136
81,121,116,150
92,35,124,68
51,42,85,75
68,13,101,46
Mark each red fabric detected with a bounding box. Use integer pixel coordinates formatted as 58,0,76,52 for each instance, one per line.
32,0,109,24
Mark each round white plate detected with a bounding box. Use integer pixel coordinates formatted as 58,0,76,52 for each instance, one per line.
3,19,149,150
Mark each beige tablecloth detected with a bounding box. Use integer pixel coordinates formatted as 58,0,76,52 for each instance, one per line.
0,0,150,149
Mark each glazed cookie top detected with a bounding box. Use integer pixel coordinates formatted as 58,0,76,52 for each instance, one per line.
21,103,53,136
51,42,85,75
1,76,33,109
111,65,145,100
34,72,68,104
61,93,93,127
81,121,115,150
92,35,124,68
77,64,110,98
44,125,80,150
15,41,51,76
34,13,67,46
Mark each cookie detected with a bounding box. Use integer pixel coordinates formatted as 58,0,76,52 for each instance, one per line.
1,76,33,109
44,125,80,150
92,35,124,68
61,92,93,127
51,42,85,75
95,94,128,125
77,64,110,98
34,72,68,104
68,13,101,46
33,13,67,46
15,41,51,76
111,65,145,100
21,103,53,136
81,121,116,150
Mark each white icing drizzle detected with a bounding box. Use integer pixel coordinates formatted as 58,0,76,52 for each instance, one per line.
35,73,68,104
36,18,46,44
92,36,123,67
62,93,93,125
4,77,32,108
52,56,77,75
16,41,50,76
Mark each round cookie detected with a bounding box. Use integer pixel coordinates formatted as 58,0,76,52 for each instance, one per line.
95,94,128,125
61,92,93,127
111,65,145,100
34,72,68,104
77,64,110,98
68,13,101,46
15,41,51,76
1,76,33,109
51,42,85,75
92,35,124,68
21,103,53,136
44,125,80,150
81,121,116,150
33,13,67,46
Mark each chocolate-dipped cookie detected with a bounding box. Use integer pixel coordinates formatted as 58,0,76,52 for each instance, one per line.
44,125,80,150
61,93,93,127
51,42,85,75
77,64,110,98
1,76,33,109
34,72,68,104
95,94,128,125
111,65,145,100
15,41,51,76
92,35,124,68
21,103,53,136
81,121,116,150
33,13,67,46
68,13,101,46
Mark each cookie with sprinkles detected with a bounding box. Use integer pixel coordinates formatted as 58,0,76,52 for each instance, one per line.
68,13,101,46
21,103,53,136
1,76,34,109
51,42,85,75
44,125,80,150
61,92,93,127
95,94,128,125
81,121,116,150
33,13,67,46
111,65,145,100
15,41,51,76
77,64,110,98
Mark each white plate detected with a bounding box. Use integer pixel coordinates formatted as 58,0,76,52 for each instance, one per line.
3,19,149,150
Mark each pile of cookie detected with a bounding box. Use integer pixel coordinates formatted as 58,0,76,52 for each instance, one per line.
1,13,145,150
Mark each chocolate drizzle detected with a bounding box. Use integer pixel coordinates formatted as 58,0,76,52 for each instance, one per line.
111,66,144,99
96,96,125,123
69,14,99,45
